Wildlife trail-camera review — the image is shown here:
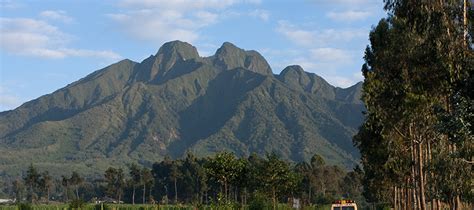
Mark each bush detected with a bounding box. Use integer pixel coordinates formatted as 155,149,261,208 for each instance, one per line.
69,199,86,209
94,203,110,210
17,203,32,210
248,192,271,210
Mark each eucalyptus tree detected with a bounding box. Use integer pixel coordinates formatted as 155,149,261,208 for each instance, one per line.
205,151,245,202
24,164,40,202
69,172,83,200
40,171,53,203
357,0,473,209
128,163,141,204
104,167,125,203
141,167,153,204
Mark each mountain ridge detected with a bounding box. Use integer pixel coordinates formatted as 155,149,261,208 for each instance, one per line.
0,40,364,177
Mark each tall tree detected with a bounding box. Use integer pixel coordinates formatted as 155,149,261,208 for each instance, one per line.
61,175,69,202
356,1,473,209
205,152,244,202
104,167,125,203
69,172,83,200
12,179,24,203
259,153,295,210
23,164,40,203
40,171,53,203
169,160,181,204
141,167,153,204
128,163,141,204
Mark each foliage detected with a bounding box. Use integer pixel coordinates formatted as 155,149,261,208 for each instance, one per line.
0,41,365,179
4,152,364,208
16,203,32,210
248,191,271,210
69,198,86,209
356,0,473,208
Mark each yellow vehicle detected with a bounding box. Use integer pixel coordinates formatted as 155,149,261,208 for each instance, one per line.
331,199,358,210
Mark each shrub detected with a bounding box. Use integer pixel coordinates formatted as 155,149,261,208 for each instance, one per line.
69,199,86,209
248,192,271,210
17,203,32,210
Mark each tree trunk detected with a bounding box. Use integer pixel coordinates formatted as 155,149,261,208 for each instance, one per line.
464,0,468,46
224,180,228,201
47,188,50,203
308,183,311,205
174,178,178,203
132,185,136,205
149,186,152,204
394,186,397,210
455,196,462,210
272,187,276,210
418,143,426,210
143,184,146,204
64,185,68,202
411,141,418,210
75,186,79,200
405,180,409,210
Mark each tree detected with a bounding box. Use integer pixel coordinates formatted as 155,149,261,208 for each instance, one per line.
39,171,53,203
259,153,295,210
104,167,125,202
294,154,327,205
61,175,70,202
181,152,207,204
152,156,173,203
69,172,83,200
141,167,153,204
169,160,181,203
205,152,245,202
128,163,141,204
24,164,41,202
12,178,25,202
356,1,473,209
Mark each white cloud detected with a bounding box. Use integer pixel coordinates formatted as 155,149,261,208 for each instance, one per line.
106,11,202,43
119,0,236,10
352,71,364,80
310,48,353,62
0,86,22,111
0,0,23,9
309,0,373,5
39,10,74,23
109,0,260,45
325,75,357,88
0,18,121,60
276,20,367,47
249,9,270,21
326,10,371,21
267,47,361,88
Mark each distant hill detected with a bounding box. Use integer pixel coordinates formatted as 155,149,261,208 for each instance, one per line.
0,41,364,177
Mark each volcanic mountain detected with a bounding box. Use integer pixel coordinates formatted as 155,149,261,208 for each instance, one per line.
0,41,364,177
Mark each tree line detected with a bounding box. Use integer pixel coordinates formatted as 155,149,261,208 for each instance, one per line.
6,152,365,209
355,0,473,210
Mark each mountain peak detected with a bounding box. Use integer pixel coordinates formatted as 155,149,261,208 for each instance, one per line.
281,65,305,75
156,40,200,61
214,42,272,75
131,41,200,82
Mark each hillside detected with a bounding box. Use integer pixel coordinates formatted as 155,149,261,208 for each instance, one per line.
0,41,364,177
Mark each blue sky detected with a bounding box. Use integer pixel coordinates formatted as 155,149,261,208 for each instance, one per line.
0,0,385,111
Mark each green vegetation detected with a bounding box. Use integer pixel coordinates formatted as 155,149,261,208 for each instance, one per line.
0,203,333,210
2,152,365,209
0,40,364,178
355,0,473,209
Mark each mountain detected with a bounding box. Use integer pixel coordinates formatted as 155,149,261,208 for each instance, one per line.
0,41,364,177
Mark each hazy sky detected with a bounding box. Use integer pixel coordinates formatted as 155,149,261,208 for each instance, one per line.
0,0,385,111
